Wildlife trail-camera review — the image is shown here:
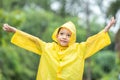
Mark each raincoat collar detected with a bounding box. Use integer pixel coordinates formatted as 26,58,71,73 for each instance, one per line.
52,21,76,46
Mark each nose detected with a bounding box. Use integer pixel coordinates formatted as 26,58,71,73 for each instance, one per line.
62,35,67,39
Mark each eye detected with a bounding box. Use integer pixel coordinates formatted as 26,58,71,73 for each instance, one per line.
60,32,64,35
67,34,71,37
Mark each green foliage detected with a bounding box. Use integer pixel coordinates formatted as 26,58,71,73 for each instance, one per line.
0,9,25,45
0,0,25,10
107,0,120,17
94,51,115,73
0,0,51,11
89,51,118,80
84,50,118,80
0,46,39,80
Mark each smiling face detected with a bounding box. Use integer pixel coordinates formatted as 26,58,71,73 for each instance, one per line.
57,28,72,47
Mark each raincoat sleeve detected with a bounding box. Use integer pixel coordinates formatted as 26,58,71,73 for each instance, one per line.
11,30,46,55
83,30,111,59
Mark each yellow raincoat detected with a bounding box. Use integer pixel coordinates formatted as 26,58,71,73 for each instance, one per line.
11,21,111,80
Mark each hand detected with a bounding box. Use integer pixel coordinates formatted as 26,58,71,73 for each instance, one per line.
3,24,17,33
109,17,116,26
104,17,116,32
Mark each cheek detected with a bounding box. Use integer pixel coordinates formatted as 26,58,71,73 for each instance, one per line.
56,35,60,40
56,34,59,38
68,38,70,42
68,37,71,42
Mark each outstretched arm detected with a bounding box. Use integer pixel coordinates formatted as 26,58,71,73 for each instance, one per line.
83,17,115,59
3,24,17,33
104,17,116,32
3,23,46,55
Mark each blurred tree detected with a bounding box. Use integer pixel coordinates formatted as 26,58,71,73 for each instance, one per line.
0,0,25,10
107,0,120,17
59,0,67,17
107,0,120,65
0,46,39,80
0,9,25,46
84,1,92,80
115,28,120,65
91,51,116,80
0,0,51,11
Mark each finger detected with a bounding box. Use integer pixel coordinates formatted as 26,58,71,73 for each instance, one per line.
3,26,7,31
111,17,116,24
112,17,115,20
3,24,9,31
3,24,9,27
112,17,114,19
112,18,116,23
3,24,7,26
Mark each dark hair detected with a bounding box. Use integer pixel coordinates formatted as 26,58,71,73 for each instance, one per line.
57,27,62,34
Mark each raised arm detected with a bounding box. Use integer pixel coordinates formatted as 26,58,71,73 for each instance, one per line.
104,17,116,32
83,17,115,59
3,23,46,55
3,24,17,33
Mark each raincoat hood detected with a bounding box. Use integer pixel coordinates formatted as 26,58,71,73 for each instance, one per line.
52,21,76,46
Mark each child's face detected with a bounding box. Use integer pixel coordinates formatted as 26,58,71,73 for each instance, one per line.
57,28,72,47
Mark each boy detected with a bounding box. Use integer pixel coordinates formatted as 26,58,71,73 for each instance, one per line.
3,17,115,80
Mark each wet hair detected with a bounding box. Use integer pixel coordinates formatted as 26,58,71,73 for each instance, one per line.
57,27,72,35
57,27,62,34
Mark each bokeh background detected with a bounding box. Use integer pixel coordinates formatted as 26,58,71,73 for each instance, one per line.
0,0,120,80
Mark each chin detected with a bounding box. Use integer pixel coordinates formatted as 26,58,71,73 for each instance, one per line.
61,44,68,47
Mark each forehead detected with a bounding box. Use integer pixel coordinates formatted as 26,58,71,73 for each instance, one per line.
59,27,72,34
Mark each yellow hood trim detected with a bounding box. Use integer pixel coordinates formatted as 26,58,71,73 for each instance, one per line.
52,21,76,46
